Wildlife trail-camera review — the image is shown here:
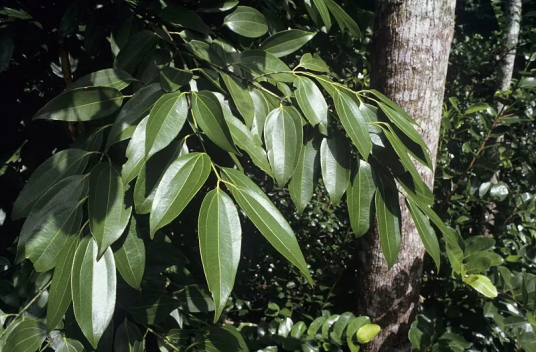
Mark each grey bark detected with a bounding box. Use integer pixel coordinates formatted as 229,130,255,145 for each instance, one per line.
356,1,456,351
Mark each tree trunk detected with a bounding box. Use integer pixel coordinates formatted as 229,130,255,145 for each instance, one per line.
356,1,456,351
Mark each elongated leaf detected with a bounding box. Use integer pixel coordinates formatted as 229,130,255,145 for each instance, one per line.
192,91,239,154
12,149,91,220
114,30,157,74
114,319,143,352
57,338,85,352
160,67,193,93
378,103,428,153
68,69,136,91
72,236,117,348
114,217,145,289
33,87,123,121
4,318,46,352
221,168,312,284
89,163,130,257
47,235,80,331
407,199,441,270
464,274,498,298
150,153,211,236
249,89,278,142
199,189,241,322
324,0,360,38
312,0,331,30
289,132,321,213
348,160,376,237
160,5,210,34
333,91,372,159
265,106,303,187
134,140,186,214
122,116,148,185
234,50,294,82
223,6,268,38
298,53,329,73
332,312,355,345
221,73,255,127
260,30,316,57
375,174,401,268
106,83,164,148
71,125,107,152
295,76,328,134
320,135,351,205
145,92,188,158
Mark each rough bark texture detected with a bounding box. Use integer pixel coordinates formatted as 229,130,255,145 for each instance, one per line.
356,1,456,351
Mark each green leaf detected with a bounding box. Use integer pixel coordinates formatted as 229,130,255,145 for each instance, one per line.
298,53,329,73
176,285,216,313
234,50,294,82
332,312,355,345
201,325,249,352
129,293,180,325
356,324,381,344
308,317,326,336
199,189,241,323
320,134,351,205
145,91,188,158
33,87,123,121
324,0,360,38
68,69,136,91
490,182,509,202
114,319,143,352
4,318,46,352
465,102,493,115
192,91,239,154
106,83,164,149
464,274,498,298
198,1,239,13
407,199,441,270
250,89,278,142
150,153,211,236
221,168,312,284
464,236,495,256
134,140,186,215
223,6,268,38
122,116,148,185
12,149,91,220
378,103,429,154
114,30,157,74
265,106,303,187
278,317,294,337
321,315,339,339
295,77,328,134
333,91,372,159
375,174,401,268
221,73,255,127
312,0,331,31
71,125,107,152
348,160,376,238
47,234,79,331
160,67,193,93
0,33,14,72
291,321,307,339
89,163,131,257
56,338,85,352
72,236,116,349
160,5,211,34
259,30,316,57
289,132,321,213
114,217,145,289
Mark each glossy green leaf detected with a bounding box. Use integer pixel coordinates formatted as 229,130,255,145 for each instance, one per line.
308,317,327,336
33,87,123,121
295,76,328,134
289,132,321,213
150,153,211,236
47,234,80,331
56,338,85,352
192,91,239,154
12,148,91,220
199,189,241,323
375,174,401,268
407,199,441,270
378,103,429,154
278,317,294,337
333,91,372,159
72,236,116,349
145,91,188,158
324,0,361,38
250,88,279,142
332,312,355,345
122,116,148,185
464,274,498,298
114,319,143,352
201,325,249,352
291,321,307,339
160,5,210,34
134,140,185,215
320,135,351,205
298,53,329,73
490,182,509,202
114,217,145,289
106,83,164,149
176,285,216,313
265,106,303,187
221,168,312,284
223,6,268,38
160,67,193,93
356,324,381,344
348,160,376,238
4,318,46,352
322,315,339,339
89,163,131,257
68,69,136,91
114,30,157,74
259,30,316,57
312,0,331,31
71,125,107,152
129,293,180,325
367,89,415,123
234,50,294,82
221,73,255,127
199,1,239,13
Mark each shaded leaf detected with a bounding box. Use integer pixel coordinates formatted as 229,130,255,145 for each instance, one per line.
348,160,376,237
312,0,331,31
4,318,46,352
114,319,143,352
375,173,401,268
56,338,85,352
407,199,441,270
234,50,294,82
160,67,193,93
68,69,135,91
160,5,210,34
223,6,268,38
289,132,321,213
221,73,255,127
259,30,316,57
114,217,145,289
114,30,157,74
320,135,351,205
